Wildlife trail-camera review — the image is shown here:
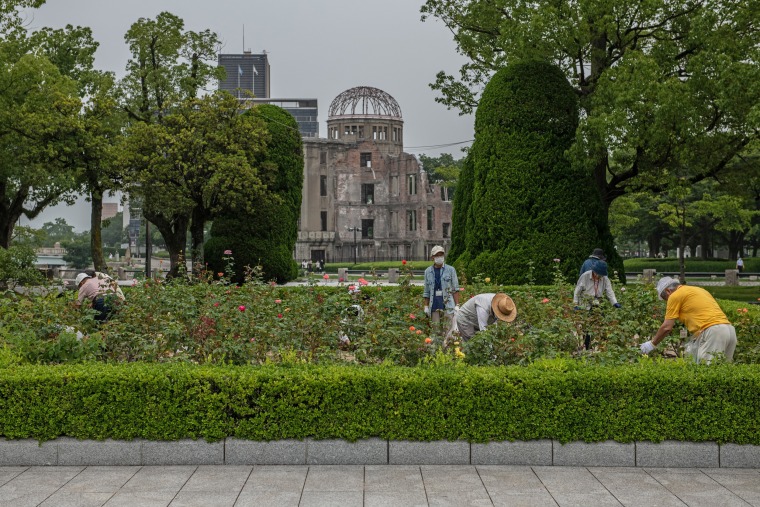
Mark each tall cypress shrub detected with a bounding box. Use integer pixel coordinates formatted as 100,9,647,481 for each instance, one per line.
455,60,621,284
205,104,303,283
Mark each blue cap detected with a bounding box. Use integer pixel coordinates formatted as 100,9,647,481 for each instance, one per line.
591,260,608,277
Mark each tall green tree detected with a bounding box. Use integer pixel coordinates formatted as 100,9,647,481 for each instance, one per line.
118,12,224,274
119,92,269,276
204,104,304,283
28,24,127,272
454,60,618,284
421,0,760,212
0,49,81,247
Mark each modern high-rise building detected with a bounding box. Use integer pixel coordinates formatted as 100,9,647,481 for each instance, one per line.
241,98,319,138
218,50,270,99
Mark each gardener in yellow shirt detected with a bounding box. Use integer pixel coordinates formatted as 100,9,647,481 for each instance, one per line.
640,277,736,363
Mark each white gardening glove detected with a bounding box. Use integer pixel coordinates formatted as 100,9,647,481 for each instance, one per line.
640,341,655,354
424,305,431,317
454,305,460,314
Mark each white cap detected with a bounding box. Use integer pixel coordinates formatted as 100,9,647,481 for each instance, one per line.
75,273,90,286
431,245,445,257
655,276,678,300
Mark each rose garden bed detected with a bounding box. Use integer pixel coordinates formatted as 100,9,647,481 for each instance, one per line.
1,273,759,445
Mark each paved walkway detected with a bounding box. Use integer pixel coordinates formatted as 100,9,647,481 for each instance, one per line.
1,465,759,507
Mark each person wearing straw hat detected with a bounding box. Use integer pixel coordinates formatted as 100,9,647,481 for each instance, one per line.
640,276,736,363
454,292,517,341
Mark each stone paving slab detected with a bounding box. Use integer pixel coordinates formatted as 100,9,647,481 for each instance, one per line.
0,464,758,506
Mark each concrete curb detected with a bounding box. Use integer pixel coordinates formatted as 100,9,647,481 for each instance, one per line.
1,438,759,467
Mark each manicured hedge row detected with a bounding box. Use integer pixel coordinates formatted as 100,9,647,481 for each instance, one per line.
624,257,759,272
1,362,759,444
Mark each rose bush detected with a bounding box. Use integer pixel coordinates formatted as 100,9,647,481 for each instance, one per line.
0,271,758,366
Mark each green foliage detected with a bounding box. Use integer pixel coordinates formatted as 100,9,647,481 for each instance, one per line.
0,44,81,247
420,0,760,214
624,258,760,273
63,235,92,269
1,361,760,444
2,281,758,367
0,244,43,287
204,104,303,283
453,60,620,284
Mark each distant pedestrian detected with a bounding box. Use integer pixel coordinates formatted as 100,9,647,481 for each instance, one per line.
579,248,606,276
307,260,313,273
736,257,744,273
640,277,736,363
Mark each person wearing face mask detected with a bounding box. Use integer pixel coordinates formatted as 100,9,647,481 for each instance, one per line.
422,245,460,336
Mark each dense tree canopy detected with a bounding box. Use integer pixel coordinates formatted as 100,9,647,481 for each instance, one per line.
421,0,760,211
119,92,270,276
205,104,304,284
118,12,227,275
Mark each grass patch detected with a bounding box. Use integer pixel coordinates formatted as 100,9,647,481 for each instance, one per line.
701,286,760,303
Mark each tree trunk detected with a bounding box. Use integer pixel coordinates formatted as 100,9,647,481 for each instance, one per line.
679,221,687,284
190,206,206,272
0,182,27,248
90,191,106,272
143,212,188,278
648,233,661,258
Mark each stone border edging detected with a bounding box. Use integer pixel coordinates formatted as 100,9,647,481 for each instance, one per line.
2,438,760,468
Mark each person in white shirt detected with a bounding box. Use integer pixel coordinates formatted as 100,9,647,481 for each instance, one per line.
736,257,744,272
573,260,620,309
573,260,620,349
454,292,517,341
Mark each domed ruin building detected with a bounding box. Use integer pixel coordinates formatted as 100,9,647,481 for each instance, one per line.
297,86,453,264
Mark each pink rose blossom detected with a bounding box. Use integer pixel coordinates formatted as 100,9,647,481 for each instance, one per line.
275,299,282,304
553,258,560,263
224,250,232,255
358,278,368,286
278,313,283,318
409,313,416,319
323,274,329,280
402,259,407,265
213,302,220,307
238,305,246,312
541,298,550,303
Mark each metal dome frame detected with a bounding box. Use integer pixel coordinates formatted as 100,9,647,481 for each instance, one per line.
327,86,402,119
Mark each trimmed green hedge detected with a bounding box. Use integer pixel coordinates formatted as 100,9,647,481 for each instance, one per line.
1,362,759,444
624,257,759,272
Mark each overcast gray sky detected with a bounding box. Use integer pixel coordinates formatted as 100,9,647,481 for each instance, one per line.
20,0,474,231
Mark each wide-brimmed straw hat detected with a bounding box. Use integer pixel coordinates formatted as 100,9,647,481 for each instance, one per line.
75,273,90,286
491,293,517,322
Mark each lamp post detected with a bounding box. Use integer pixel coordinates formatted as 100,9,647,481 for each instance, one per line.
347,226,358,265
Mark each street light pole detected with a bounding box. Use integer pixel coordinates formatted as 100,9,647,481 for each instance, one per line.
347,226,358,265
